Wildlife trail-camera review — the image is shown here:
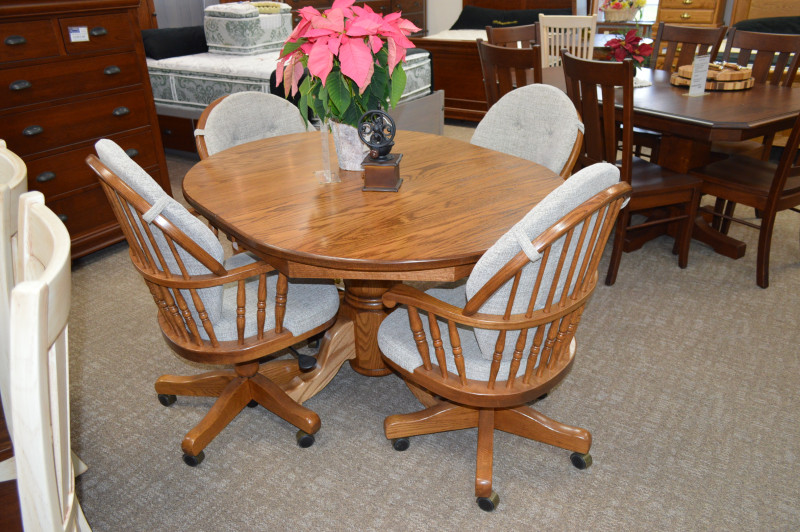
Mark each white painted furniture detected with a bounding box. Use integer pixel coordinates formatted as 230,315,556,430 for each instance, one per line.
539,14,597,68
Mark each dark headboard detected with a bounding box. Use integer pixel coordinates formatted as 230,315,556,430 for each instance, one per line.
464,0,576,12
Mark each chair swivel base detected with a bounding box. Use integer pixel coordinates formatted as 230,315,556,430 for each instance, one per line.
155,360,321,465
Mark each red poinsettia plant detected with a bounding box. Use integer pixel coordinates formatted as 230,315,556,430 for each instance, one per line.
605,29,653,69
276,0,420,128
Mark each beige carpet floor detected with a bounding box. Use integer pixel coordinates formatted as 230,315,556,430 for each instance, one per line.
68,124,800,530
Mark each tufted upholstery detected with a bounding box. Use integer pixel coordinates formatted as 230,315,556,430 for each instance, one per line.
470,84,583,177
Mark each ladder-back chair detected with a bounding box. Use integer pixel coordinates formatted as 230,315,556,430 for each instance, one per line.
378,163,631,511
471,83,584,179
561,52,702,285
86,139,340,466
477,39,543,109
10,191,91,531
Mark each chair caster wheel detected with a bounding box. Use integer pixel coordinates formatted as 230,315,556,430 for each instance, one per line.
158,394,176,407
392,438,410,451
476,491,500,512
570,452,592,470
183,451,205,467
247,400,258,408
535,392,548,402
296,430,315,448
297,354,317,372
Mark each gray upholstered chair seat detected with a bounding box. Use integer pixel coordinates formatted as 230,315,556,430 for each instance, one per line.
211,274,339,342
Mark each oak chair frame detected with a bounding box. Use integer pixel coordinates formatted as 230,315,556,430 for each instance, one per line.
86,154,336,463
381,181,631,509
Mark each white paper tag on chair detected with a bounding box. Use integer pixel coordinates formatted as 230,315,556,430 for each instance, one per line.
143,196,170,224
512,223,543,262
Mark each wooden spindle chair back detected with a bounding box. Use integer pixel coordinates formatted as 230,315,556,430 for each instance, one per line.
477,39,543,109
651,22,727,72
722,29,800,85
485,22,539,48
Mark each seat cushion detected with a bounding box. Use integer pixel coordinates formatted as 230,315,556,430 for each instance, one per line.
465,162,620,359
210,274,339,341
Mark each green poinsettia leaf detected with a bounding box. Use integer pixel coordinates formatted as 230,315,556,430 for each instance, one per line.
389,65,406,109
340,103,362,127
370,67,388,101
298,91,309,127
327,71,351,117
280,38,306,58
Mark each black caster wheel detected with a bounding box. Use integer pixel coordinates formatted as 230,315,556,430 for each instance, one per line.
297,354,317,372
247,400,259,408
158,394,176,407
392,438,410,451
476,491,500,512
535,392,548,402
570,452,592,470
296,430,315,448
183,451,205,467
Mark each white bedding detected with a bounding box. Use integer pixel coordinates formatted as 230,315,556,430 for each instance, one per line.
424,29,488,41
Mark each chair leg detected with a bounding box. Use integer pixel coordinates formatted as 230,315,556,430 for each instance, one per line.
721,200,736,234
605,210,630,286
249,373,320,435
181,376,251,456
756,209,778,289
155,369,237,398
676,188,700,269
494,405,591,454
475,409,495,499
384,400,479,439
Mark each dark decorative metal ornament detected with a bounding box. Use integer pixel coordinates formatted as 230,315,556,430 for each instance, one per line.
358,110,395,160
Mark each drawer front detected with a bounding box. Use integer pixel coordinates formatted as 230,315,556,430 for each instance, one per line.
362,0,391,13
47,184,117,238
393,0,424,13
658,9,717,24
401,12,425,33
27,128,160,198
1,52,142,109
5,88,151,157
58,13,135,55
659,0,718,9
0,20,60,62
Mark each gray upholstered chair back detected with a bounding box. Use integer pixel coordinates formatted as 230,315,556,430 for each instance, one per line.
94,139,226,324
198,91,309,157
470,84,583,177
465,162,620,358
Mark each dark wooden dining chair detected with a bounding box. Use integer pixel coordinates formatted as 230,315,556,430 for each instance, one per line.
195,91,309,159
485,22,539,48
633,23,728,162
377,163,631,511
560,51,702,285
86,139,340,466
690,113,800,288
477,39,543,109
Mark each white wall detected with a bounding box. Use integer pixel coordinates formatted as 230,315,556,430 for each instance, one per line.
153,0,218,28
426,0,462,35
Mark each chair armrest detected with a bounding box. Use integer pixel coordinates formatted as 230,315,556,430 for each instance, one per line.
136,257,274,289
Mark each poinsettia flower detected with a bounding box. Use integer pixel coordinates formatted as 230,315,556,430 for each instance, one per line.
338,35,373,89
308,38,335,84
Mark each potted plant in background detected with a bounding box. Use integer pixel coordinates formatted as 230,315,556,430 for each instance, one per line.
605,29,654,87
276,0,420,171
599,0,647,22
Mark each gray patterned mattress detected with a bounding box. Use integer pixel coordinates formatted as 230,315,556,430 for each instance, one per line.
147,50,432,118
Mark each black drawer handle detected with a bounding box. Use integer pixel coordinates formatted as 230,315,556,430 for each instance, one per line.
23,125,43,136
125,148,139,158
112,106,130,117
36,171,56,183
57,214,68,223
10,80,31,91
104,65,121,75
4,35,26,46
90,26,108,37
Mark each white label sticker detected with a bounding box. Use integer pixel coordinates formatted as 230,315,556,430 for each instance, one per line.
688,54,710,97
68,26,90,43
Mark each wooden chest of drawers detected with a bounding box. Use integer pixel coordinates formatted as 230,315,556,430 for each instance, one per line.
0,0,171,258
654,0,725,28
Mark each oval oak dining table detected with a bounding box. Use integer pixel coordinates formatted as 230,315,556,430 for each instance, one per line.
182,130,565,402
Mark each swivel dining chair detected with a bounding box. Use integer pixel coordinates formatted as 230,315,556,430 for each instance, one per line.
10,191,91,531
539,14,597,68
378,163,631,511
690,113,800,288
86,139,340,465
485,22,539,48
561,52,702,285
634,23,728,162
195,91,309,159
470,84,583,179
476,39,543,109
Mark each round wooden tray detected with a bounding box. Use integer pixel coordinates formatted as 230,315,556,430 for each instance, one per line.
670,64,754,91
